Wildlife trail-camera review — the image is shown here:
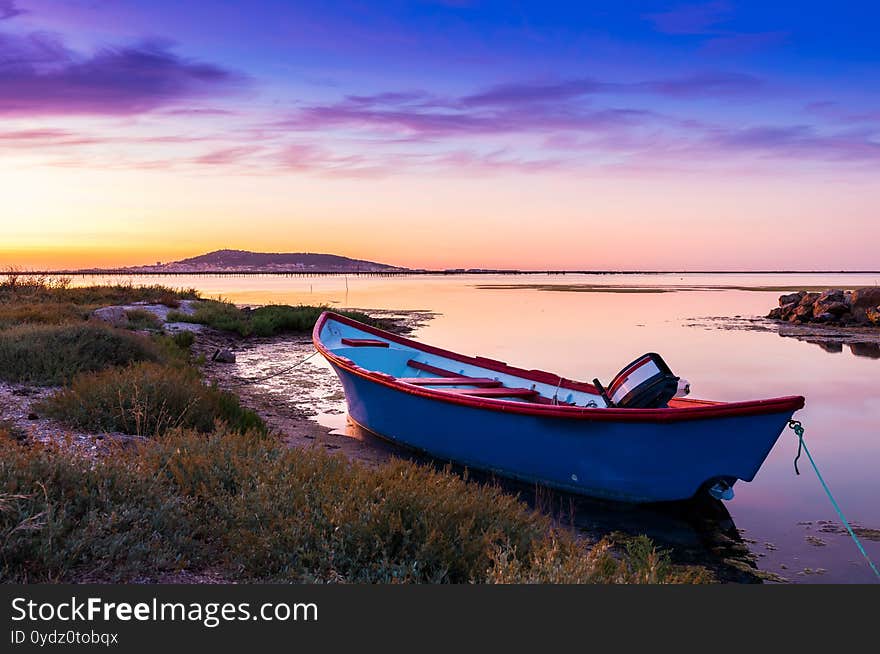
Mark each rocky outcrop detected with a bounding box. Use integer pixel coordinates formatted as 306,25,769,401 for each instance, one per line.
91,306,129,327
850,287,880,322
767,287,880,327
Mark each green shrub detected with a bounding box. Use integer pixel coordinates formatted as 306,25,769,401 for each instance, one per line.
0,324,160,385
141,430,707,583
125,309,162,331
0,418,26,442
0,439,197,582
0,280,199,330
0,429,708,583
168,300,247,334
39,362,265,437
171,330,195,349
169,300,386,337
0,302,89,329
0,278,198,309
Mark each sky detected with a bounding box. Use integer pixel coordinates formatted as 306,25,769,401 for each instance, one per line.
1,0,878,270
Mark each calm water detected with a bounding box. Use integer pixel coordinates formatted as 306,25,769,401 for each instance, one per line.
82,272,880,582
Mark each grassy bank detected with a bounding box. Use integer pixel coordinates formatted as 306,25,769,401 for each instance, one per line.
39,362,265,437
168,299,385,337
0,428,708,583
0,275,197,329
0,324,161,385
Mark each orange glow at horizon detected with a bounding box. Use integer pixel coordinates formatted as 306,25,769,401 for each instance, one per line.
3,163,879,271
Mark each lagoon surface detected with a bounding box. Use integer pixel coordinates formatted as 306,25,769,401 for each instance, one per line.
79,272,880,582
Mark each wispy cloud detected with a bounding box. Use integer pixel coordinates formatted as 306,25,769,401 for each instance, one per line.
644,2,786,55
193,145,264,165
805,101,880,126
639,71,763,97
277,72,765,141
0,32,246,116
644,2,731,35
0,128,103,147
0,0,24,21
461,79,610,106
711,125,880,161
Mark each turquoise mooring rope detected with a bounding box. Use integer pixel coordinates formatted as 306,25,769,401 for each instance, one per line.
788,420,880,581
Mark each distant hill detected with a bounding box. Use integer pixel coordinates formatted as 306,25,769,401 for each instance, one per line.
128,249,405,273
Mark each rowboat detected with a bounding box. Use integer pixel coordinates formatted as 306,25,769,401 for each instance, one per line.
313,312,805,503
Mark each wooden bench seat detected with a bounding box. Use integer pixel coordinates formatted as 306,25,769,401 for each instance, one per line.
341,338,389,347
399,376,502,387
438,387,539,399
407,359,461,377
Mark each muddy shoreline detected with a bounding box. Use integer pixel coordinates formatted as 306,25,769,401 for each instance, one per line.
685,315,880,358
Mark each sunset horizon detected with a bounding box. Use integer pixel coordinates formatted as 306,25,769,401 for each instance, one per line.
3,1,879,271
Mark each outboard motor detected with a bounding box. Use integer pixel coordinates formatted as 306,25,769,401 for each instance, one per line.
593,353,680,409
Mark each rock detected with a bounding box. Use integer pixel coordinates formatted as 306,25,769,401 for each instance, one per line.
851,287,880,322
813,300,849,318
817,288,846,304
27,412,38,420
780,301,799,319
798,292,820,307
769,301,799,321
212,348,236,363
867,306,880,325
91,306,129,327
779,291,805,306
790,305,814,322
812,289,849,320
813,312,835,323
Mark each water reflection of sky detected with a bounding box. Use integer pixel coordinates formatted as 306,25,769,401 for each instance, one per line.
79,273,880,582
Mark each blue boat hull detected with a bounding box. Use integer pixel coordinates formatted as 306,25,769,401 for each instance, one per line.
330,362,793,503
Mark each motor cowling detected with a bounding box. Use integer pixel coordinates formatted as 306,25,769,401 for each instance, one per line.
605,353,680,409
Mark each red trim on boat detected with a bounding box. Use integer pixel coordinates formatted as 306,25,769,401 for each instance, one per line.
341,338,390,347
313,312,806,423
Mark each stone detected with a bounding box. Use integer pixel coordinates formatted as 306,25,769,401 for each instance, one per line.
817,288,846,304
813,312,835,323
770,301,799,321
812,300,849,318
212,348,236,363
790,305,814,322
798,292,820,307
850,287,880,322
867,306,880,325
779,291,805,306
91,306,129,327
